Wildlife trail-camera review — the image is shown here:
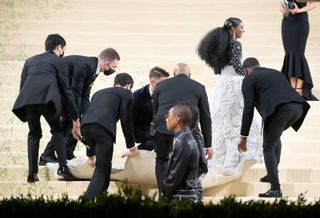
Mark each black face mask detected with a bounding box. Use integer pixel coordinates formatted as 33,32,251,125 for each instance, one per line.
104,68,115,76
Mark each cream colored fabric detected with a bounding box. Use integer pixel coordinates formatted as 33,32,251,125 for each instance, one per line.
46,149,259,190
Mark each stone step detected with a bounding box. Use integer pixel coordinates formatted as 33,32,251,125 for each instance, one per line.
3,42,320,63
1,62,320,75
0,1,281,12
202,196,320,204
1,165,320,198
0,152,126,167
0,181,90,198
0,165,48,181
2,161,320,183
240,165,320,183
0,149,320,168
203,181,320,198
6,31,320,47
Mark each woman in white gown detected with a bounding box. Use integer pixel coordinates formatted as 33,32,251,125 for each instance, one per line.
197,17,263,187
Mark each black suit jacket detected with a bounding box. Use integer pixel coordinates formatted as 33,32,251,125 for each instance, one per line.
241,67,310,136
153,74,212,148
81,87,135,148
12,51,78,122
132,85,153,143
64,55,98,116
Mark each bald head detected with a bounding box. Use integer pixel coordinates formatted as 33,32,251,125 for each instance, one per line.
174,63,190,77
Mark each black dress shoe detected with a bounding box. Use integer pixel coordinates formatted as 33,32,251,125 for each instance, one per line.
258,189,283,198
27,173,40,183
39,155,58,166
259,175,269,183
57,166,75,181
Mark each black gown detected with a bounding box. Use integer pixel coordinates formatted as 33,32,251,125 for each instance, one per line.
281,0,317,100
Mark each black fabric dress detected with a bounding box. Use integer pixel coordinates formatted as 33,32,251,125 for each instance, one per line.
281,0,317,100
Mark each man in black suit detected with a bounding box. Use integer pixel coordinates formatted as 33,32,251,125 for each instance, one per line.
80,73,139,199
152,63,212,194
12,34,81,183
238,57,310,198
132,67,169,151
40,48,120,163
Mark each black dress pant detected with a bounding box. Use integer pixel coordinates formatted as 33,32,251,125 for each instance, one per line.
81,124,114,199
42,110,78,159
263,102,303,190
25,104,67,174
154,132,173,194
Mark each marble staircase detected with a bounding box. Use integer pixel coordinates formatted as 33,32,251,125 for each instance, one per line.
0,0,320,201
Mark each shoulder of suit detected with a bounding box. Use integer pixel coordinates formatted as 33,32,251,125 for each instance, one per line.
133,84,148,95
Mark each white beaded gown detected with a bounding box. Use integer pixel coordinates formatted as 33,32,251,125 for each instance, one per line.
202,65,263,188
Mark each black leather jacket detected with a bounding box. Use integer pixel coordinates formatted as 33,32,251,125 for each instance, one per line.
162,127,201,199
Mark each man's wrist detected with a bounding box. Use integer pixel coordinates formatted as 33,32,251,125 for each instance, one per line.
240,135,248,139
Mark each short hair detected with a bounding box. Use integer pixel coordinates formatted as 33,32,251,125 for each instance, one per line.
172,103,193,127
177,101,199,129
174,63,190,76
45,34,66,51
242,57,260,70
99,48,120,62
149,67,170,80
114,72,134,87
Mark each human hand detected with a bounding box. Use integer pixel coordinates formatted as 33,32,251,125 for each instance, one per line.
205,147,214,160
87,156,96,168
121,147,139,158
288,3,301,14
238,137,248,152
72,120,82,140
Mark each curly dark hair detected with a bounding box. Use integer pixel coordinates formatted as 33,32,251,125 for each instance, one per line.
197,17,242,74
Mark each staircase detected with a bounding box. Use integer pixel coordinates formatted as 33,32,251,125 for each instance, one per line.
0,0,320,201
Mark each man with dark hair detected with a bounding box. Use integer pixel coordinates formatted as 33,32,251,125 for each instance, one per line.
132,66,170,151
239,57,310,198
80,72,139,199
40,47,120,164
152,63,212,194
12,33,80,183
162,103,201,202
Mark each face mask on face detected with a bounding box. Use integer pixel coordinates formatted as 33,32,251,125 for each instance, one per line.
104,68,115,76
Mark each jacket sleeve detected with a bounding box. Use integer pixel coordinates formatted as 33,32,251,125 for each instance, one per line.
163,145,191,197
198,87,212,148
19,62,28,91
152,87,159,126
230,40,243,75
72,65,87,116
81,74,95,115
120,93,135,149
56,60,78,121
240,77,255,136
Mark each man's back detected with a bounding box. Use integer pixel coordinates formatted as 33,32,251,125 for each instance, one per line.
243,67,307,120
81,86,134,146
12,51,77,122
242,67,310,134
153,74,211,146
